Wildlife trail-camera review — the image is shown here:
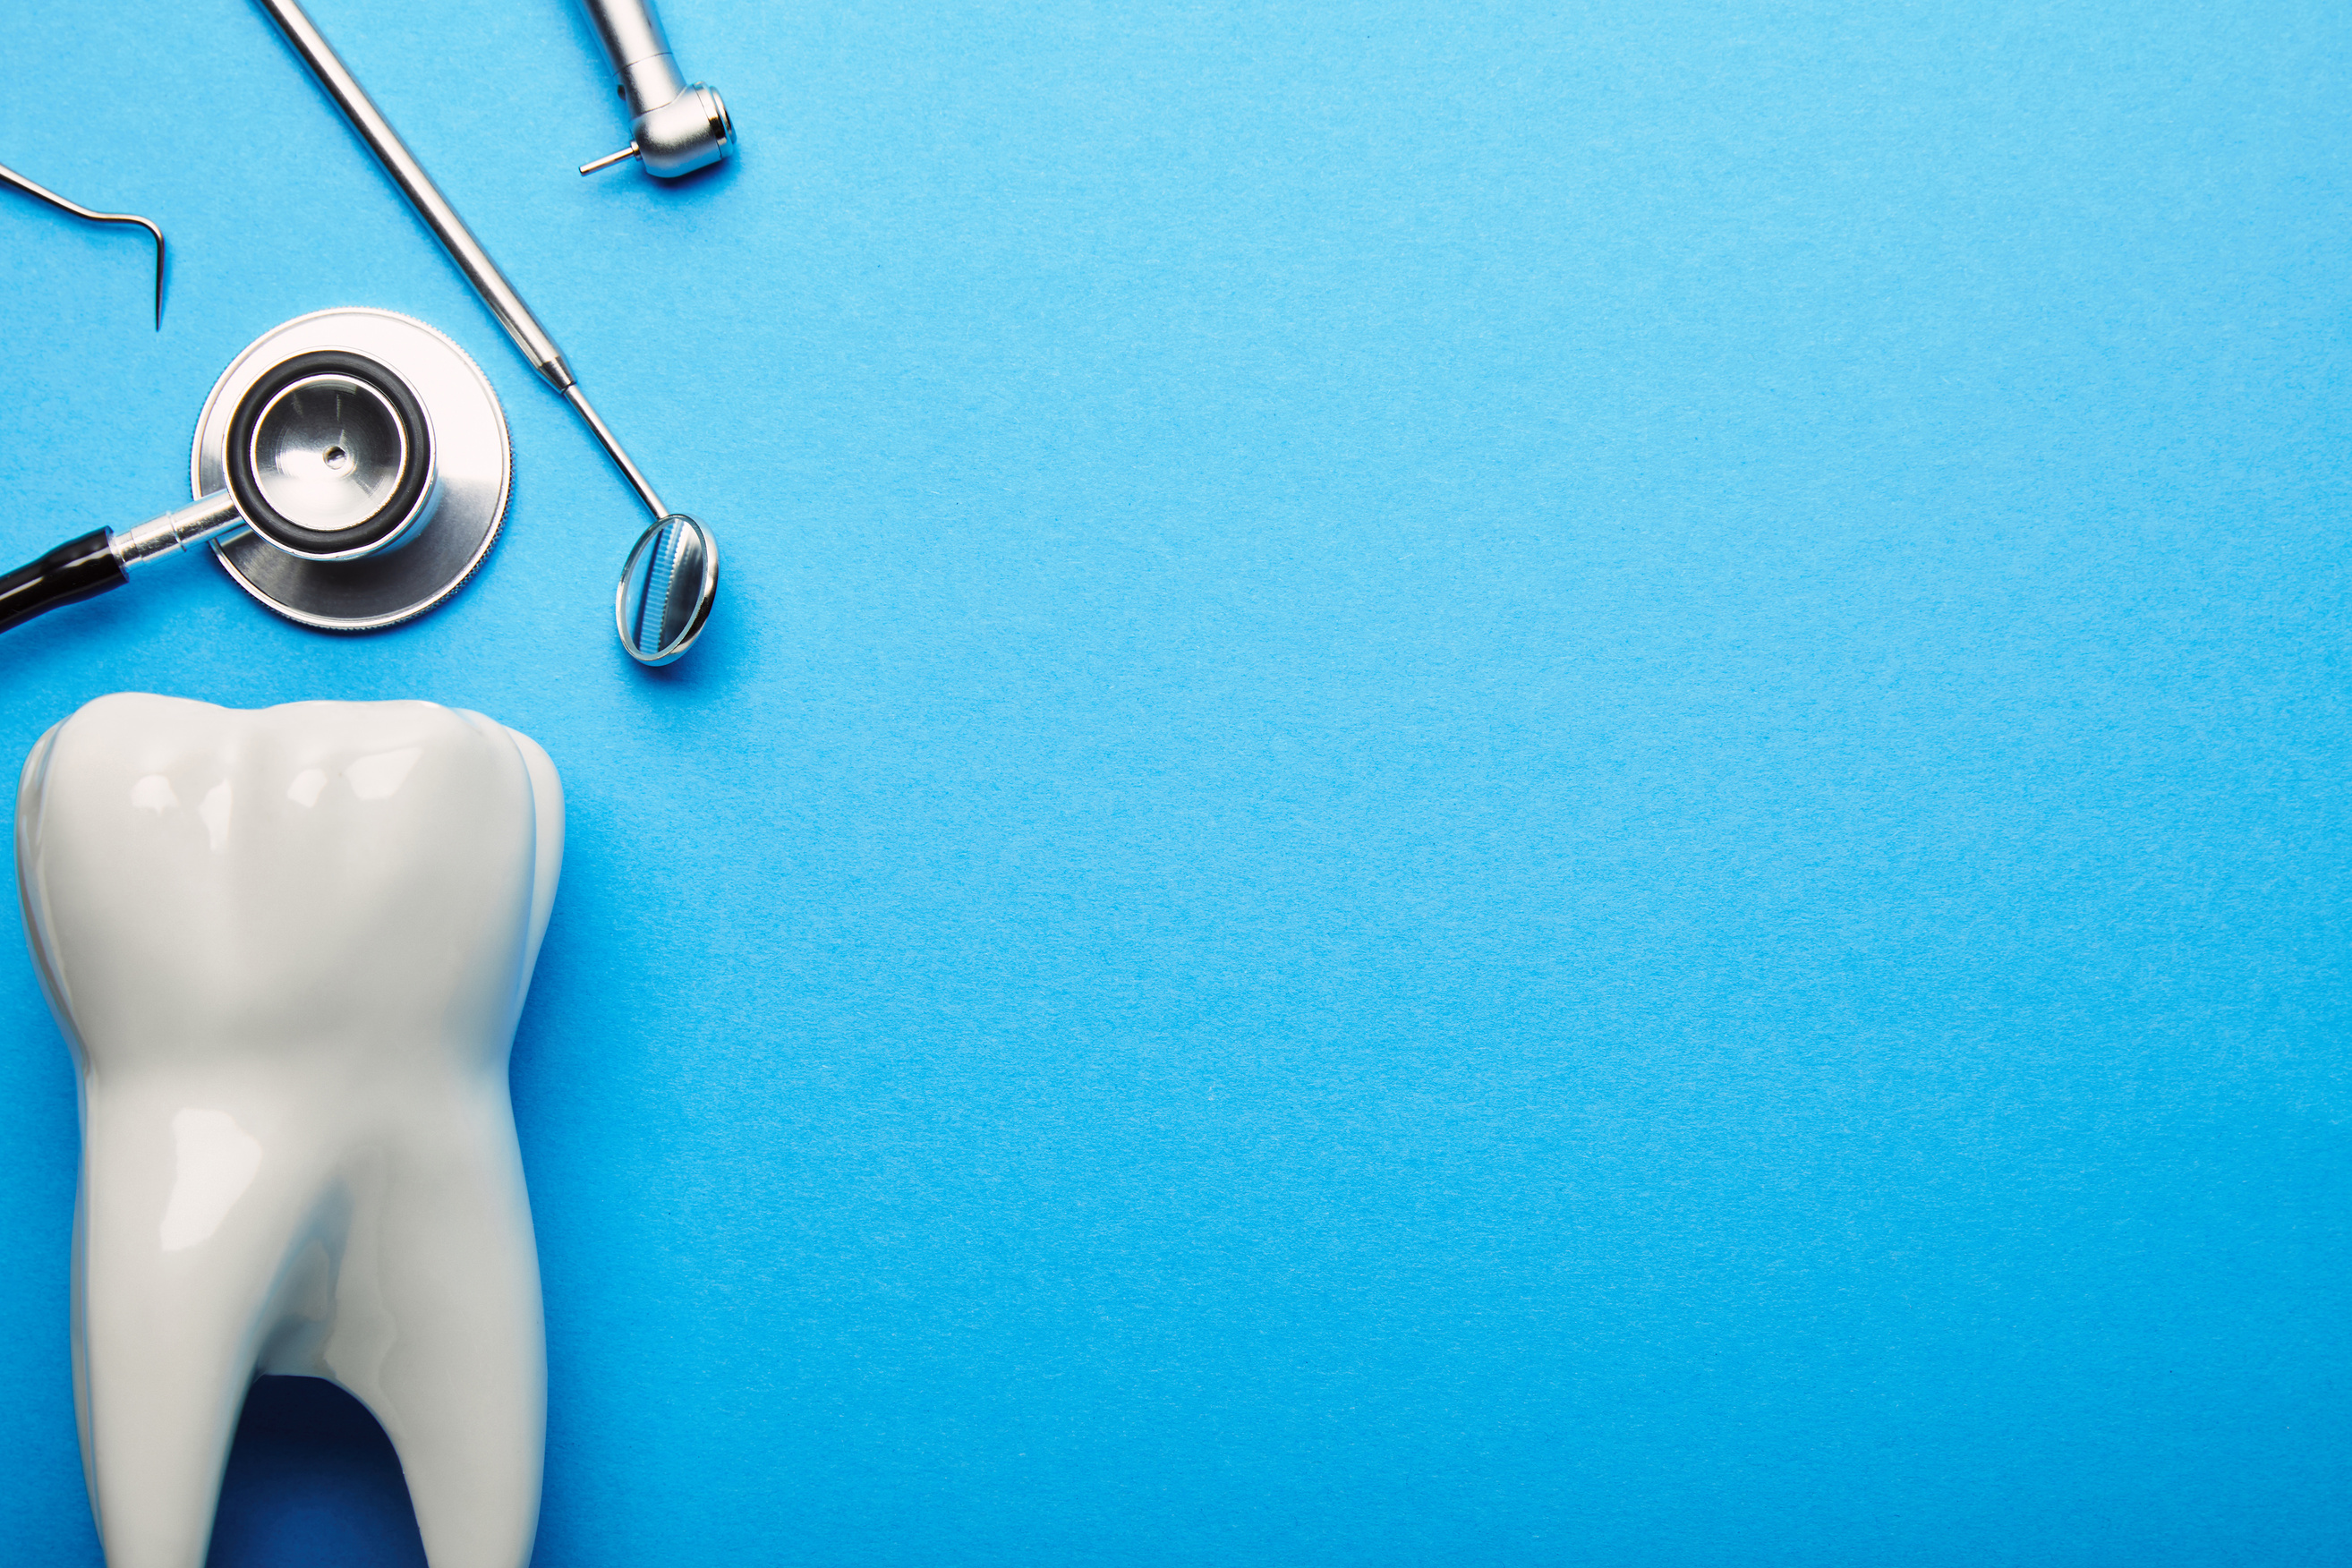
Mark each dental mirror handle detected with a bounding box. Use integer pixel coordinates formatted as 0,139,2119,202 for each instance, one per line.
0,493,243,635
251,0,571,392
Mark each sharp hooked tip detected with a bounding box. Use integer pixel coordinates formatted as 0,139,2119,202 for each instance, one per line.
0,162,167,328
145,220,165,329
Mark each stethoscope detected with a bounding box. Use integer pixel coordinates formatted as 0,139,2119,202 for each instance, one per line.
0,310,526,637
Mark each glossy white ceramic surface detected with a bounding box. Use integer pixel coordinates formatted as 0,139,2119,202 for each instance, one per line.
14,694,563,1568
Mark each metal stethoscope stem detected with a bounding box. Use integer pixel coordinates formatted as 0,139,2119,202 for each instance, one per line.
251,0,716,664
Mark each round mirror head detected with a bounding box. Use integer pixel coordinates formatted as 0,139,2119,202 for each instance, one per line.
617,513,719,665
224,349,436,563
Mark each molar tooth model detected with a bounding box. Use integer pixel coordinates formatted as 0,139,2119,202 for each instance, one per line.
15,694,563,1568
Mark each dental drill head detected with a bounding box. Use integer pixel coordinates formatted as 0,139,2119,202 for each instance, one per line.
17,695,562,1568
575,0,734,178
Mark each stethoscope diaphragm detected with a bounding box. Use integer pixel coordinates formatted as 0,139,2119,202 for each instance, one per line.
198,309,508,633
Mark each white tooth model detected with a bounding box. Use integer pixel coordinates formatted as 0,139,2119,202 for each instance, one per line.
15,693,563,1568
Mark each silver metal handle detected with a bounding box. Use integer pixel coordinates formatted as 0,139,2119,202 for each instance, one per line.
251,0,573,392
580,0,686,117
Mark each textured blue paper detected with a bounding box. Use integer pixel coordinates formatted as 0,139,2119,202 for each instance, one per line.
2,2,2348,1564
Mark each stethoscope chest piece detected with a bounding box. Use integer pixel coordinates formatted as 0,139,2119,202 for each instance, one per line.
194,308,508,631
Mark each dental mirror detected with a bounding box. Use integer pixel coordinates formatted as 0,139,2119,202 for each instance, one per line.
616,513,719,664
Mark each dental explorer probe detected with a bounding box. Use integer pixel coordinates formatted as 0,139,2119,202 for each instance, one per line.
0,160,165,328
251,0,720,665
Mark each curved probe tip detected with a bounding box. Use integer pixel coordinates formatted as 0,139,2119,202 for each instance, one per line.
141,219,166,329
0,159,168,328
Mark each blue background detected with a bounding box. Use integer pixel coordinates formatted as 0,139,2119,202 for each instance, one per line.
2,1,2348,1563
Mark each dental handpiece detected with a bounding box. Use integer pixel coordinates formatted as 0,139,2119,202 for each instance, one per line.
575,0,734,179
251,0,720,665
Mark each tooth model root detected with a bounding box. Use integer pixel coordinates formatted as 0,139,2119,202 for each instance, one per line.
20,695,564,1568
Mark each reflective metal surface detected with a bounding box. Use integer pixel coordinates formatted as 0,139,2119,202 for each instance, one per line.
248,374,411,537
110,491,243,571
615,513,718,665
634,84,732,178
575,0,733,179
193,310,508,632
224,348,439,562
582,0,684,114
252,0,571,389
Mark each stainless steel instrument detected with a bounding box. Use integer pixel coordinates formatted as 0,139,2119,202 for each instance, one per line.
0,309,509,636
0,160,166,328
251,0,719,665
575,0,735,179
